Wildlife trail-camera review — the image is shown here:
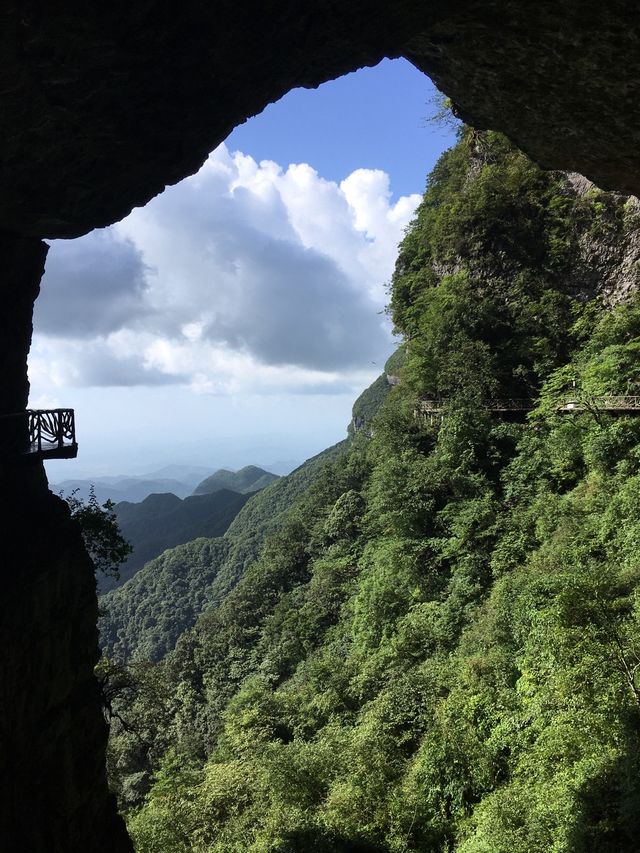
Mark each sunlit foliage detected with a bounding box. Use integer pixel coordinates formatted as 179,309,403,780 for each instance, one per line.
110,130,640,852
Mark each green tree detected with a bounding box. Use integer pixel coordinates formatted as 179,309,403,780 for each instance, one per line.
64,485,132,579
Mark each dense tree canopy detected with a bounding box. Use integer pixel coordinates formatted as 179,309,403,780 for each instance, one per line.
106,131,640,852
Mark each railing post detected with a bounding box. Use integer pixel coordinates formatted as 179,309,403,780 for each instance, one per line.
56,410,64,451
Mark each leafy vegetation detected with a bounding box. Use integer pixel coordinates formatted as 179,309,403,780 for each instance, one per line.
349,373,390,435
106,131,640,851
103,488,253,592
65,485,132,580
100,442,349,663
100,538,232,662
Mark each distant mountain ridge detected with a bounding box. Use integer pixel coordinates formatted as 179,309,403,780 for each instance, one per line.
192,465,279,496
100,441,347,661
53,476,196,504
53,464,281,505
99,488,253,593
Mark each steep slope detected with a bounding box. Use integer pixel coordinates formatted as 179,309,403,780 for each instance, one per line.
100,538,232,663
100,441,349,662
110,131,640,852
192,465,279,496
100,488,252,592
221,442,348,578
349,373,390,435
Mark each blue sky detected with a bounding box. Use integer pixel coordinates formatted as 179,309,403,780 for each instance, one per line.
35,59,459,482
227,58,455,200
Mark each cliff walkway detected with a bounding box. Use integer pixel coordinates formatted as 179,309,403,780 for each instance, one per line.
0,408,77,459
415,396,640,419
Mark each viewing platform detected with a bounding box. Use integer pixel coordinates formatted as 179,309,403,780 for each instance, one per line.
0,409,77,460
416,396,640,419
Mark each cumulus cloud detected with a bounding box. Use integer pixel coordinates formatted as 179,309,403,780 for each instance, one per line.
35,230,153,338
31,144,420,396
29,334,187,389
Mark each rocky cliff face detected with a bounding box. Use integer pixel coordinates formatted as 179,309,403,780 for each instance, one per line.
2,2,640,239
0,237,132,852
0,490,131,852
562,174,640,306
423,140,640,311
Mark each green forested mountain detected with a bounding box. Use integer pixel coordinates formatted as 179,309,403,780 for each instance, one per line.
100,442,348,662
348,349,406,437
99,488,253,593
349,373,390,434
192,465,279,496
100,537,233,662
107,130,640,852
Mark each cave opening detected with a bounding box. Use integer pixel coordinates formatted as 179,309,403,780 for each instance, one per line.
3,4,640,850
32,58,456,492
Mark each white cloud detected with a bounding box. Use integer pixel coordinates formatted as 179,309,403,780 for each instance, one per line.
35,230,153,338
31,144,420,398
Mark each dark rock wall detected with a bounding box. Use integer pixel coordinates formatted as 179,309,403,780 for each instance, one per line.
0,1,430,237
406,1,640,196
0,236,46,413
0,237,132,852
2,2,640,239
0,491,132,853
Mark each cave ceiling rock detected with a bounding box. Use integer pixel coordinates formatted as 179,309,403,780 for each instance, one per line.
1,1,639,240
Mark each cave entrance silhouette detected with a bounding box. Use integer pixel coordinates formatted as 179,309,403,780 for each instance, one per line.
3,3,640,851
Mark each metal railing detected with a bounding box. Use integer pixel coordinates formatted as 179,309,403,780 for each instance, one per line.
557,396,640,412
416,398,533,416
28,409,77,457
415,396,640,419
0,408,77,459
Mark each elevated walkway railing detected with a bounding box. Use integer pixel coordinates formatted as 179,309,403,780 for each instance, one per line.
0,408,77,459
416,396,640,419
557,396,640,413
416,398,533,416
